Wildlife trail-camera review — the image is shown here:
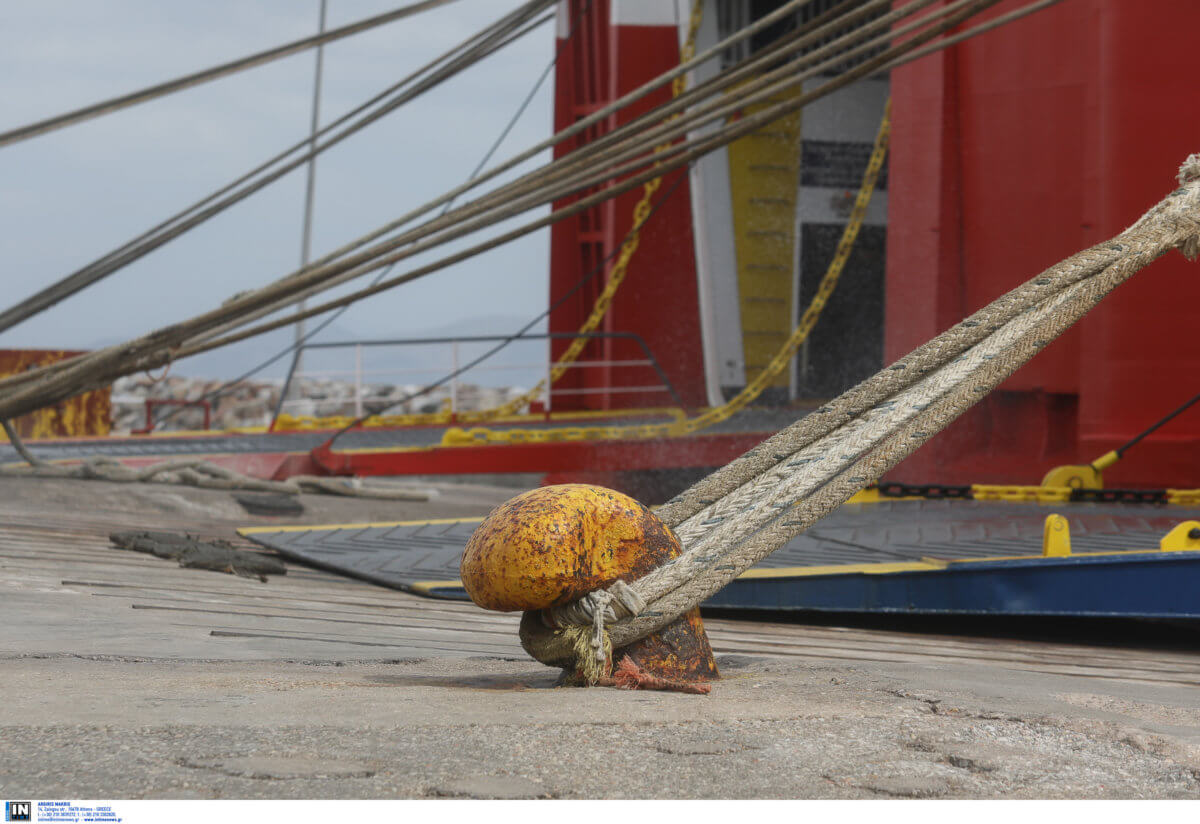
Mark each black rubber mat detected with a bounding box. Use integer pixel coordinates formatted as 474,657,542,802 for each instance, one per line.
239,500,1200,600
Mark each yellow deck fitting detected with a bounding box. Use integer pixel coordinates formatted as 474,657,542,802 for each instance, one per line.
1167,489,1200,506
1040,450,1119,490
1042,514,1072,557
1159,520,1200,551
974,484,1072,503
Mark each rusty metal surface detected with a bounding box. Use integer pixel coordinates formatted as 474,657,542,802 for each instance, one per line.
0,349,110,439
461,484,681,611
615,606,719,683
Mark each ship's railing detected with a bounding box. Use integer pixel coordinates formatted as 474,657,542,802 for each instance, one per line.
132,398,212,434
270,332,682,430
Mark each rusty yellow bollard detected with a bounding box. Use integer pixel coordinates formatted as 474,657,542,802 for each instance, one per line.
460,484,719,687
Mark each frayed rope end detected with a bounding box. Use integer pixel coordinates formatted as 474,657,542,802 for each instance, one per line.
608,656,712,695
562,624,612,686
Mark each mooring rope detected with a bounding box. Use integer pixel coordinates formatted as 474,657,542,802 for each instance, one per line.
0,0,466,150
149,1,585,433
185,0,917,350
0,0,832,344
520,154,1200,674
175,0,1006,360
0,0,556,337
0,0,1028,420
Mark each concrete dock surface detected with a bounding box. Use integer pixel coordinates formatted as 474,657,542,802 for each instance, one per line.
2,476,1199,799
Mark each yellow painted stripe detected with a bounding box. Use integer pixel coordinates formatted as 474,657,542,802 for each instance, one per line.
737,560,945,579
332,444,435,456
237,516,482,536
844,488,925,504
742,548,1200,580
409,580,466,596
945,547,1200,564
272,406,688,433
141,426,271,438
401,560,950,594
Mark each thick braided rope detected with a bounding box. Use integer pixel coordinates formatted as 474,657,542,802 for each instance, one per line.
632,245,1181,639
655,156,1200,529
522,154,1200,666
669,291,1084,548
527,281,1082,661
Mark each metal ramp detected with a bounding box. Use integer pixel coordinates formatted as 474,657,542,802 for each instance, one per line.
240,499,1200,617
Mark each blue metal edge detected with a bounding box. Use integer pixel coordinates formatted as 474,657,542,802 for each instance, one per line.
704,550,1200,618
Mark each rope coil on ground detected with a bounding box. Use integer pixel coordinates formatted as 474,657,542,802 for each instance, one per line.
520,153,1200,675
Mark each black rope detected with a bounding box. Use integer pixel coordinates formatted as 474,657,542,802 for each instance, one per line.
1112,389,1200,459
152,1,588,431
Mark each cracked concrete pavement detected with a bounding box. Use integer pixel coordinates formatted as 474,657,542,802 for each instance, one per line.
1,476,1199,798
3,652,1200,799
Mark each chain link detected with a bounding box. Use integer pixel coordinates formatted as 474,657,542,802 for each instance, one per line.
286,14,894,450
444,95,892,446
675,98,890,435
877,481,1187,506
879,482,972,500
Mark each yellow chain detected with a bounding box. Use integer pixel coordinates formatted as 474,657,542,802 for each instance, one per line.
291,18,887,447
673,97,891,435
274,405,684,432
440,98,893,448
464,0,707,423
277,4,706,435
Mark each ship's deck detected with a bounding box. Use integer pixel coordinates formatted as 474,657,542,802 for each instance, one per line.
0,408,804,464
2,475,1200,799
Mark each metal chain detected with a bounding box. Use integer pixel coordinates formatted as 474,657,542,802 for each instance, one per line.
674,97,890,435
878,481,1187,505
441,95,891,445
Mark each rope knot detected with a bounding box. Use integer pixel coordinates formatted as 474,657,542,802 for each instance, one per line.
547,579,645,629
544,580,646,684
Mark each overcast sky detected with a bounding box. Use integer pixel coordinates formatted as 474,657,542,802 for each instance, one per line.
0,0,557,377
